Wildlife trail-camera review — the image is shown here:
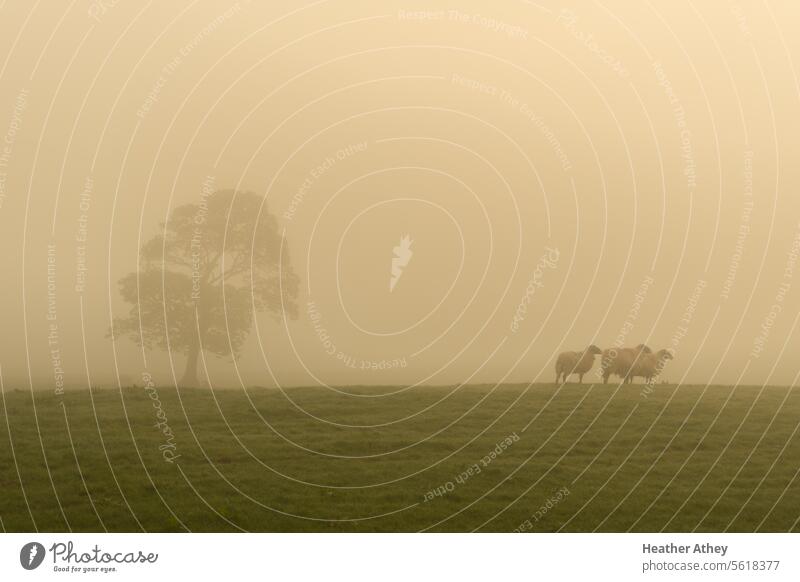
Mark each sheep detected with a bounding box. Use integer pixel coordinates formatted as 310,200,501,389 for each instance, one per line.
600,344,652,384
556,345,603,384
627,349,673,384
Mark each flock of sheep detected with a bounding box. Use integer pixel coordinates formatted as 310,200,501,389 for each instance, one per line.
555,344,673,385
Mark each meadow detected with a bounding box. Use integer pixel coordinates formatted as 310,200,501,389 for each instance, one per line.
1,382,798,532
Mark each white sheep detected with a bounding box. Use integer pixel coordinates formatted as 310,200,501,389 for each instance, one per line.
556,345,603,384
627,349,673,383
600,344,652,384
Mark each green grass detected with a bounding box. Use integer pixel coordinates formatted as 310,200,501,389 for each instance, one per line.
1,383,799,532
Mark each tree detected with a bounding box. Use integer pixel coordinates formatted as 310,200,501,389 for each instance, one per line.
111,189,299,386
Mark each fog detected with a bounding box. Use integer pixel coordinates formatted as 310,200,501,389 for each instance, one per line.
1,0,799,390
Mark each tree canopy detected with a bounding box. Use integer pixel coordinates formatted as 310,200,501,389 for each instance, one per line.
112,189,299,385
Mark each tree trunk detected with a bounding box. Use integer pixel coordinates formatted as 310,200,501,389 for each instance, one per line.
180,342,200,387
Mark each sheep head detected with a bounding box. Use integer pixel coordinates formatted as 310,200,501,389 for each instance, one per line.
635,344,653,354
586,345,602,356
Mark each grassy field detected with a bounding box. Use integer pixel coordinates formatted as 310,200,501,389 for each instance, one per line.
1,382,799,532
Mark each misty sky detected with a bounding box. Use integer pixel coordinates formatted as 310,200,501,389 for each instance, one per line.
1,0,799,389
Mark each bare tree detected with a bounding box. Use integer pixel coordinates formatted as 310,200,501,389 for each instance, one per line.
111,189,298,386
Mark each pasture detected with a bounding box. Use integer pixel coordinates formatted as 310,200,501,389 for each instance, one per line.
0,382,798,532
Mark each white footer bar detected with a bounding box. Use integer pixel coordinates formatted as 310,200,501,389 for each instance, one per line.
1,533,796,581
